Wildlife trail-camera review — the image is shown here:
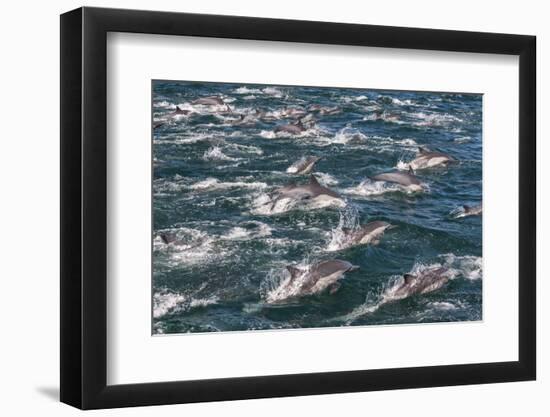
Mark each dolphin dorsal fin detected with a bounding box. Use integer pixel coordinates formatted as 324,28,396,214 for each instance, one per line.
309,175,320,186
408,166,415,175
463,205,471,211
403,274,416,284
286,266,302,280
341,227,352,234
418,146,430,155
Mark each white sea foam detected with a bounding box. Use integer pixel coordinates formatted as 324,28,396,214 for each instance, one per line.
220,221,272,241
154,227,219,265
342,179,419,197
339,263,448,322
153,291,219,319
362,112,404,124
249,190,346,216
233,86,284,97
315,172,339,186
189,178,267,192
153,292,186,318
154,100,175,109
440,254,482,280
325,208,360,252
427,301,459,311
260,127,321,140
202,146,239,161
410,112,463,127
263,258,316,303
340,95,370,104
226,143,264,155
395,160,410,170
332,127,368,144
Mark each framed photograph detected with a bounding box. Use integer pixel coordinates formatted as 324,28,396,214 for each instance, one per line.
60,7,536,409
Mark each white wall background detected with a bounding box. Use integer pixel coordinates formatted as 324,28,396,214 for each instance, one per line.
0,0,545,415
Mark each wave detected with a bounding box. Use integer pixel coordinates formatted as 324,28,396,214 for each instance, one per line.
226,142,264,155
410,112,463,127
259,127,321,140
220,221,273,241
342,178,423,197
325,207,360,252
189,178,267,192
340,95,369,103
362,112,405,124
153,290,219,319
154,227,219,265
153,100,175,109
440,253,482,280
315,172,339,186
262,258,316,303
332,127,368,144
338,255,481,323
202,146,240,161
249,191,346,216
233,86,284,97
454,136,473,143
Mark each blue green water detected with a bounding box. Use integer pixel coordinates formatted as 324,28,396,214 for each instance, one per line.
152,80,482,334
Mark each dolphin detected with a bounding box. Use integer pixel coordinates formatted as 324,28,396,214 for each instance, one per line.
192,96,225,105
274,120,306,135
340,221,394,247
158,232,189,246
230,113,257,126
271,175,344,209
280,107,307,119
308,105,341,116
153,106,191,129
286,156,322,175
274,260,359,301
454,203,482,218
319,106,341,116
390,267,450,300
409,147,456,170
371,166,424,191
192,96,232,112
463,204,482,216
172,105,191,116
255,109,279,122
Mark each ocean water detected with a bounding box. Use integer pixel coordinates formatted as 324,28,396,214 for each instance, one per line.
152,80,482,335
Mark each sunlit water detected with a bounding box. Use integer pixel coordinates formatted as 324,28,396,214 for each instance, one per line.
152,80,482,334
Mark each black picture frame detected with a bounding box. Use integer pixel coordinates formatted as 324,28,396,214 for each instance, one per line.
60,6,536,410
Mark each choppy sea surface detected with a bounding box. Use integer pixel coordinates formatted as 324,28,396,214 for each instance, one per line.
152,80,482,335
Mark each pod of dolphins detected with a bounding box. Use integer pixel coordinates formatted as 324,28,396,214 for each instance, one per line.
156,93,482,307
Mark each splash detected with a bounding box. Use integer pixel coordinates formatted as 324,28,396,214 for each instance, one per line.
343,179,427,197
202,146,239,161
189,178,267,192
325,207,360,252
153,290,218,319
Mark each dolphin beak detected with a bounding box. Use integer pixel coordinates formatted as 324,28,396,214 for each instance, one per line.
349,265,360,272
